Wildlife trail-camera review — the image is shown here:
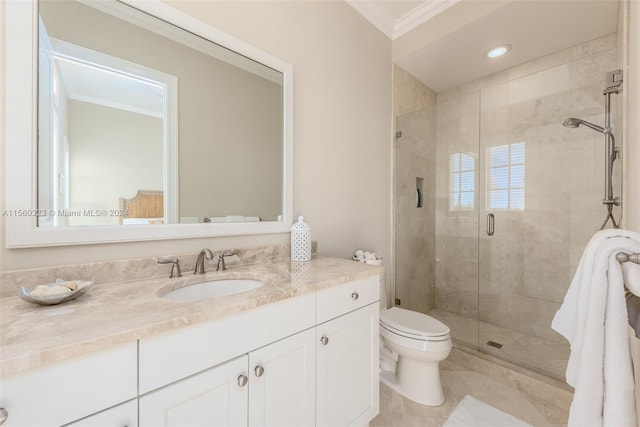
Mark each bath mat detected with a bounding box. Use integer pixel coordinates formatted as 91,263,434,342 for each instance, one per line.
443,395,532,427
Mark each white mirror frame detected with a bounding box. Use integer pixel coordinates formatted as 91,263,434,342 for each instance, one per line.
4,0,293,248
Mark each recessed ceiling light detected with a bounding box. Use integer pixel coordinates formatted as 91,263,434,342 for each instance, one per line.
485,44,511,59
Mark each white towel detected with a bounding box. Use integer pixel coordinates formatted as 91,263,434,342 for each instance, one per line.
552,229,640,427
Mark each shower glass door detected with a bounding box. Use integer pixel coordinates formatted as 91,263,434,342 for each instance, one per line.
476,41,621,379
433,91,480,351
477,75,572,378
394,106,438,316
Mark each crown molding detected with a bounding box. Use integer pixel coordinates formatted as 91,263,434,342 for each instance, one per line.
394,0,461,39
346,0,461,40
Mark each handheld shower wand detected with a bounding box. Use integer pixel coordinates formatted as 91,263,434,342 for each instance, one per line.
562,70,622,230
562,117,618,204
562,118,605,133
562,117,619,229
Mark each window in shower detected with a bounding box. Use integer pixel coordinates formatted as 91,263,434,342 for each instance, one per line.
449,152,475,211
488,142,525,210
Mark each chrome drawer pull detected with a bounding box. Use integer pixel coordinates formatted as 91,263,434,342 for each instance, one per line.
237,374,248,387
254,365,265,377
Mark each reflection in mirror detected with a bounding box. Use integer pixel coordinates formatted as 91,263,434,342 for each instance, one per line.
37,0,284,227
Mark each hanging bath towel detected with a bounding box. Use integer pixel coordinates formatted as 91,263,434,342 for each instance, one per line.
552,229,640,427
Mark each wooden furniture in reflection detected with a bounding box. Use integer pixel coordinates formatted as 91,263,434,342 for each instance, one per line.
119,190,164,224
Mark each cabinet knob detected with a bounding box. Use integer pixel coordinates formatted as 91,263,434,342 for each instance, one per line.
351,292,359,301
0,408,7,425
320,336,329,346
237,374,248,387
254,365,265,377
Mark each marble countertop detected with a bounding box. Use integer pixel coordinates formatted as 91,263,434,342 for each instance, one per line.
0,257,382,377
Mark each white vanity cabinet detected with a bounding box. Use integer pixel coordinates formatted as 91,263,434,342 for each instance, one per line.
316,277,380,427
139,356,249,426
137,292,318,427
0,272,380,427
139,327,317,427
247,327,316,426
65,400,138,427
0,343,137,427
137,274,380,427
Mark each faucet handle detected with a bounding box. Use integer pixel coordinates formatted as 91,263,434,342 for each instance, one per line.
216,252,236,271
156,257,182,278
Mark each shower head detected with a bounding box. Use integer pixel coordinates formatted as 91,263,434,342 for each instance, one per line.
563,118,605,133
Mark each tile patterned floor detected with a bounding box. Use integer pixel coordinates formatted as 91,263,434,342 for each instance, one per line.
371,348,572,427
428,309,570,380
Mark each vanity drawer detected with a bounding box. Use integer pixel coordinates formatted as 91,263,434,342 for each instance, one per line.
317,275,380,324
0,343,137,427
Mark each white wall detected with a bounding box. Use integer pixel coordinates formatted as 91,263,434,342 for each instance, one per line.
174,1,394,257
67,100,163,226
0,1,392,270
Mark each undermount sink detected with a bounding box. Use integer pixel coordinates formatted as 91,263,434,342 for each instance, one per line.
163,279,264,301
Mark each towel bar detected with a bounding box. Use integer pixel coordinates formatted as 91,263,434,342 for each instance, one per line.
616,252,640,264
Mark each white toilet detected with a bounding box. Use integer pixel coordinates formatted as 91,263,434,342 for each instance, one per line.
379,306,452,406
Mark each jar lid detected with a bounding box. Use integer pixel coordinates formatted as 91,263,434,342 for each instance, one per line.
291,216,310,231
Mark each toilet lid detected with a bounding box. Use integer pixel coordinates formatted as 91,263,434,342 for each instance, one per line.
380,307,450,339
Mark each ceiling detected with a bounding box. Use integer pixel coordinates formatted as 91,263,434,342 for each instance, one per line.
57,57,165,118
346,0,459,39
347,0,620,93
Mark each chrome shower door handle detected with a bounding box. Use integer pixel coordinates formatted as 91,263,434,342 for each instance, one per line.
487,213,495,236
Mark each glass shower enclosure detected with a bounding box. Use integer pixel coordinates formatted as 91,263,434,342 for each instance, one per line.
394,31,623,379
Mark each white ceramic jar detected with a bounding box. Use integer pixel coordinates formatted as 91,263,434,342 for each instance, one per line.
290,216,311,261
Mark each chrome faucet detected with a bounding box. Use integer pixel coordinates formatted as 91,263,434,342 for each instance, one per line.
194,248,214,274
156,257,182,278
216,252,235,271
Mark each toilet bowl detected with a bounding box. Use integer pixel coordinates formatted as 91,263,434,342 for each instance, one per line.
379,307,452,406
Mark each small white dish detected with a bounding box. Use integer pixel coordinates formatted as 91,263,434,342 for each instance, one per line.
18,278,94,306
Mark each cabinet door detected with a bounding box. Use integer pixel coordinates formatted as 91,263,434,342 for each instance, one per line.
65,399,137,427
0,344,137,427
316,303,379,427
139,356,248,427
248,328,316,427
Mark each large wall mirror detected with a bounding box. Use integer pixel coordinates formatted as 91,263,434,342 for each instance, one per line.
5,0,293,247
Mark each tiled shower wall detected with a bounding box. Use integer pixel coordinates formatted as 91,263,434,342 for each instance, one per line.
435,33,622,344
